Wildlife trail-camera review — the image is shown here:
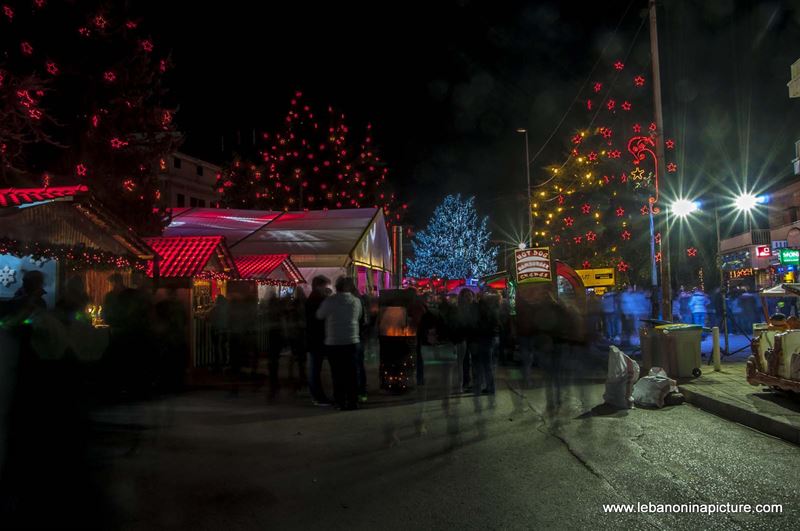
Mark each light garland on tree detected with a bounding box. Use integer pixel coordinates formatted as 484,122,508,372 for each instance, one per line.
0,238,147,271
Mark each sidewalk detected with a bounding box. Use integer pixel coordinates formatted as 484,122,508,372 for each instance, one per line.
680,361,800,445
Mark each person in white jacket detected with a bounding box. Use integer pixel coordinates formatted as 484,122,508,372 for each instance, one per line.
316,276,363,410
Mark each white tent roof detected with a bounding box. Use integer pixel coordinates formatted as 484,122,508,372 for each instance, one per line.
163,207,392,271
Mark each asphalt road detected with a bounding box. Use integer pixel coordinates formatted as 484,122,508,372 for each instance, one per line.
72,371,800,531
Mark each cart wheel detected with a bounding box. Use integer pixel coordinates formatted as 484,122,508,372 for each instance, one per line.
692,368,702,378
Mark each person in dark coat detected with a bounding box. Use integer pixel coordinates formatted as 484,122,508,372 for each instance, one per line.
305,276,331,405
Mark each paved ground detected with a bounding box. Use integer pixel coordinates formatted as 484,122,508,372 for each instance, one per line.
65,368,800,530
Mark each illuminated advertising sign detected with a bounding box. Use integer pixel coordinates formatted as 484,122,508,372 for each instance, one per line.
728,268,754,279
755,245,771,257
779,248,800,265
515,247,551,283
575,268,616,287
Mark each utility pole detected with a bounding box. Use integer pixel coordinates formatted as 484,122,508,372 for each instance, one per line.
649,0,671,320
517,129,533,246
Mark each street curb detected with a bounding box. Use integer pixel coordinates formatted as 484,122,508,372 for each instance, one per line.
679,385,800,446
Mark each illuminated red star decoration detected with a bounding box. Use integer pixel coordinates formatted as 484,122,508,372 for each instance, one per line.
557,194,565,205
649,122,657,132
630,167,645,180
607,99,616,111
581,203,592,214
621,230,632,241
655,232,661,244
634,75,645,87
110,138,129,149
141,40,154,52
571,134,582,145
687,247,698,257
608,150,621,159
46,62,59,75
614,61,624,70
665,139,675,149
564,216,574,227
586,231,597,241
601,128,612,139
620,172,628,183
94,15,107,28
667,162,677,173
640,205,650,215
582,260,591,268
554,236,561,243
632,123,641,133
103,71,116,83
588,151,598,161
621,101,632,111
76,164,87,177
587,99,592,110
615,207,625,217
91,115,99,128
3,5,13,20
122,179,135,192
617,260,629,272
28,109,42,120
34,0,45,8
603,175,611,184
573,236,583,244
20,42,33,55
655,252,662,263
78,27,91,37
593,82,602,93
126,20,138,29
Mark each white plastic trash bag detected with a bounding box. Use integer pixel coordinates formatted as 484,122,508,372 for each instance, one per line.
603,345,640,409
632,367,678,408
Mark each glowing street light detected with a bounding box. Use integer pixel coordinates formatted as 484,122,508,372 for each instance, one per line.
671,198,700,217
733,193,768,212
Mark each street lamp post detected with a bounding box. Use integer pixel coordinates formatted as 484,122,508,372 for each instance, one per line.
517,129,533,246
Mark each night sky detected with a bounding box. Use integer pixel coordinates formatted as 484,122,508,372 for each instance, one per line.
146,0,800,239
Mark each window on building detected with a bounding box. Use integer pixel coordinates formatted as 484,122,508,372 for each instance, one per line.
196,165,204,176
190,197,198,207
173,157,182,169
176,193,185,207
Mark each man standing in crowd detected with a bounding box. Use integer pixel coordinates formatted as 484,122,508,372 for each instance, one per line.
306,276,331,405
316,277,363,410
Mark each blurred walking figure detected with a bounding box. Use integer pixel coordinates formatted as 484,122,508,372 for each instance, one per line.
515,295,536,389
689,288,709,328
317,276,363,410
345,283,369,402
286,289,308,393
454,289,477,392
264,295,286,399
601,289,620,342
228,292,257,395
306,276,332,405
473,293,499,397
208,294,229,371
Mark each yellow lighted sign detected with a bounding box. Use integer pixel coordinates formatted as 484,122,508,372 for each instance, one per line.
575,268,616,287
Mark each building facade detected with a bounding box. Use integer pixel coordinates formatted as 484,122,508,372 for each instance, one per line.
158,152,222,209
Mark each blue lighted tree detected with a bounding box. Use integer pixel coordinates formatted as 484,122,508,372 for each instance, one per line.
406,194,498,279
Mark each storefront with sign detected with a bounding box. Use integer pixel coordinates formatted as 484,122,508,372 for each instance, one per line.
720,247,771,290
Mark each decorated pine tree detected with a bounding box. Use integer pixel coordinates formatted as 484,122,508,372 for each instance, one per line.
533,59,683,284
0,1,179,234
406,194,498,279
217,91,404,223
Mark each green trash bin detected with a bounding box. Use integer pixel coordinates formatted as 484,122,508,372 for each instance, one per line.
653,324,702,378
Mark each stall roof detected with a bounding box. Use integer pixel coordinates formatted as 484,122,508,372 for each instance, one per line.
234,254,304,285
143,236,238,278
0,185,154,261
760,284,800,297
166,208,282,246
163,207,392,271
0,185,89,208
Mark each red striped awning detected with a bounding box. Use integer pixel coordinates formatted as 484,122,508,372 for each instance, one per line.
234,254,305,285
0,185,89,208
143,236,238,279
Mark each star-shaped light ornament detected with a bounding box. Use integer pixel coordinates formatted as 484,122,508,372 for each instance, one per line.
581,203,592,214
634,75,645,87
586,231,597,242
582,260,592,268
665,139,675,149
564,216,574,227
640,205,650,215
621,230,632,241
614,61,624,70
615,207,625,217
588,151,598,161
573,236,583,244
617,260,629,272
621,101,632,111
667,162,677,173
687,247,698,257
630,167,645,180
